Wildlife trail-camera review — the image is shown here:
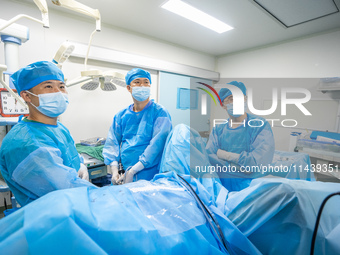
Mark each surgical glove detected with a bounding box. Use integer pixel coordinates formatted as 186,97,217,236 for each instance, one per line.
78,163,89,181
124,169,135,184
217,149,240,164
118,161,144,184
110,165,120,185
108,161,122,185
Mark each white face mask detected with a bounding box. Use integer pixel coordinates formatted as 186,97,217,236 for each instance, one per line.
225,102,247,117
26,91,69,117
131,87,150,101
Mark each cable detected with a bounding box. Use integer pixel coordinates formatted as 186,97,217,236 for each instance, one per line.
310,192,340,255
177,174,230,254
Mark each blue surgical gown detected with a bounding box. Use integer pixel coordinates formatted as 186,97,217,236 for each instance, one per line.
103,100,172,181
206,113,275,191
0,119,94,206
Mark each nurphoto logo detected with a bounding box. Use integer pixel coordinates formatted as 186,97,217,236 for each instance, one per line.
197,82,312,128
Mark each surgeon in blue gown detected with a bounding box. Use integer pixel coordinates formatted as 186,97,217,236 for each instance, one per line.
103,68,172,184
0,61,94,206
206,81,275,191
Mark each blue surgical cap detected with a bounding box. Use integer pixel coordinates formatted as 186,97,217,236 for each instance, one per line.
125,68,151,85
218,81,247,102
10,61,64,95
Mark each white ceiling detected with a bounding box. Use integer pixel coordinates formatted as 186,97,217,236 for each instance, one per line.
40,0,340,56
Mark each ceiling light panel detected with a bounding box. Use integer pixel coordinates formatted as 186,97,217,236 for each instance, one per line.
161,0,234,33
254,0,339,27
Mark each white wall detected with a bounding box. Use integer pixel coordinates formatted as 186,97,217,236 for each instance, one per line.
217,30,340,78
0,0,216,143
215,30,340,151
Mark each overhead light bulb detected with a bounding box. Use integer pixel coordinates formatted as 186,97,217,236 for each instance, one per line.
161,0,233,34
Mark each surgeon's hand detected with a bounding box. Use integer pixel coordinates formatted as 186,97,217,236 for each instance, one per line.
78,163,89,181
124,168,136,183
118,162,144,184
217,149,240,164
110,165,121,185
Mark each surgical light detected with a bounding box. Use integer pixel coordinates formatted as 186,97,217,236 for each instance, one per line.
81,77,99,91
69,70,124,91
161,0,233,34
100,77,117,92
52,41,75,69
49,2,125,91
80,77,118,92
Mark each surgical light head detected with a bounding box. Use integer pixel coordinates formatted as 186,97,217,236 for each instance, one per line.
69,70,125,91
101,71,124,91
111,76,126,87
81,77,99,91
10,61,64,95
52,42,75,69
100,77,117,91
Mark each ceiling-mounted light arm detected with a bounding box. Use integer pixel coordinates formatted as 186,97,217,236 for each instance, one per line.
66,76,92,87
52,0,101,31
0,64,26,107
0,15,48,32
0,0,49,31
33,0,50,28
